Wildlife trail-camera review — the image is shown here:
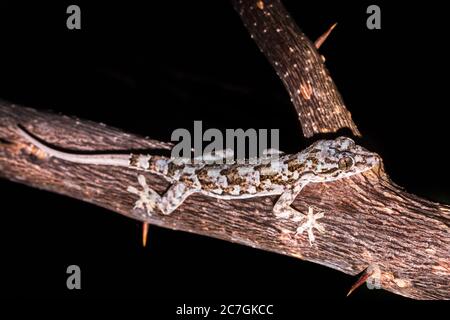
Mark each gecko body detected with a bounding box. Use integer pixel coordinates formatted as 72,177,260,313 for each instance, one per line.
17,127,380,244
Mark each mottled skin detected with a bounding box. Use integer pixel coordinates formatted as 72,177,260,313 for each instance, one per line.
127,137,380,222
17,127,380,244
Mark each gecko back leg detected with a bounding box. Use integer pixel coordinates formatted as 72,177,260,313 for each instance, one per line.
128,174,199,216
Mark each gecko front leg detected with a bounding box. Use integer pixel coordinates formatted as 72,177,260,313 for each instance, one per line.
273,181,325,245
273,181,308,221
296,207,325,246
127,174,198,216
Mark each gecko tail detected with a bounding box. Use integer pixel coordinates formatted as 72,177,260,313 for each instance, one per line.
16,125,132,167
17,125,171,175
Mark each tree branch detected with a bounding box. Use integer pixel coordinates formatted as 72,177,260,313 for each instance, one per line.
0,101,448,299
232,0,361,138
230,0,449,298
0,0,448,301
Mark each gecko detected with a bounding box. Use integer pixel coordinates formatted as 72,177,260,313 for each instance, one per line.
17,126,380,245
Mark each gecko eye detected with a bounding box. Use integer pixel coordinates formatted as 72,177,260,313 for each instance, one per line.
338,155,354,171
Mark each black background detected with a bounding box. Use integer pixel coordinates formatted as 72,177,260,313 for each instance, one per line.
0,0,448,308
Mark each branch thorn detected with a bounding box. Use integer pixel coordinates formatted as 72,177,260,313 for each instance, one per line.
346,267,374,297
142,222,149,247
314,22,337,49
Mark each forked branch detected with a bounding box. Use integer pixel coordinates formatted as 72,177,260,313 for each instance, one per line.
0,0,448,300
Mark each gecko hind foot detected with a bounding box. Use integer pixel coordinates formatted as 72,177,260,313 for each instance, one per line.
127,174,160,215
127,174,198,216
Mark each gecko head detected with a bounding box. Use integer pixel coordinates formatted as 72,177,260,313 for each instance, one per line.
305,136,380,182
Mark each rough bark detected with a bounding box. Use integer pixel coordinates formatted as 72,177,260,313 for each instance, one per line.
0,102,449,300
232,0,361,138
0,0,449,300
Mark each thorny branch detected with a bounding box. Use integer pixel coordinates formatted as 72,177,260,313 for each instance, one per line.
1,103,449,300
0,0,449,300
232,0,360,138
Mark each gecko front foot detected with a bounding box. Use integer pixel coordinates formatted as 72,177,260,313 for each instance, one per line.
296,207,325,246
